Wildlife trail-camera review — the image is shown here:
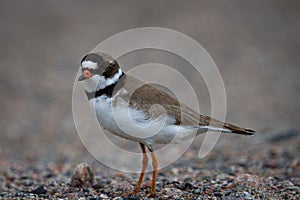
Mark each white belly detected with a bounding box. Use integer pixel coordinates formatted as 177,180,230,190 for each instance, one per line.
89,95,199,146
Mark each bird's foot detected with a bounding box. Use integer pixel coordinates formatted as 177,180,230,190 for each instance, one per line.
124,189,140,197
146,191,157,197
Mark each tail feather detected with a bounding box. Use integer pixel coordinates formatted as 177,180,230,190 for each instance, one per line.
204,125,255,135
202,116,255,136
230,128,255,135
223,123,255,136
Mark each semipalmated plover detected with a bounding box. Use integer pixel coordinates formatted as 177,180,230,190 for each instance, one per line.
78,52,255,196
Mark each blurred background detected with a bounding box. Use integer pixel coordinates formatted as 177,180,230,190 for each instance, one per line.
0,0,299,165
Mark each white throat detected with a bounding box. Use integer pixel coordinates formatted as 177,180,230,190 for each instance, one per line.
83,68,123,93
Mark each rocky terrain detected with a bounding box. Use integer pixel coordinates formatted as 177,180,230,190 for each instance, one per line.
1,130,299,199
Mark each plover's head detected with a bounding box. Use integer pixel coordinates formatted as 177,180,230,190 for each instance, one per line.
78,53,123,93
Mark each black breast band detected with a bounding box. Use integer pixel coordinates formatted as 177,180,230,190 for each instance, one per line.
85,73,125,100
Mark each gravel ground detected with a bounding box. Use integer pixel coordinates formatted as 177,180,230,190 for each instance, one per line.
1,131,299,199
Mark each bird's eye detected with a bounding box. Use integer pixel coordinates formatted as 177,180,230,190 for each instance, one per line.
105,62,114,72
105,66,110,72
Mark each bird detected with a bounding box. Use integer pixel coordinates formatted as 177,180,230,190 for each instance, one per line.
78,52,255,197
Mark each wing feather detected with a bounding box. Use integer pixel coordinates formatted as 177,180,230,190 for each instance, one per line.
116,74,254,135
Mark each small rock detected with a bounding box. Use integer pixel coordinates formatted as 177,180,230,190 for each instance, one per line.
100,193,109,199
113,197,123,200
284,180,294,187
220,166,235,175
70,162,94,187
129,194,139,200
286,186,300,192
263,159,279,168
174,182,185,190
224,189,231,196
184,182,193,190
173,181,193,190
31,186,47,195
232,174,261,188
243,191,253,200
114,172,124,177
214,192,222,197
114,181,133,192
216,173,229,180
160,187,183,197
171,168,179,176
92,182,102,189
193,189,201,194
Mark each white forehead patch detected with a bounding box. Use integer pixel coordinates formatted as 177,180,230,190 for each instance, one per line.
82,61,98,70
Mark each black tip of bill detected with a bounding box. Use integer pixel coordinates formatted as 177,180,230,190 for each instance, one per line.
78,73,86,81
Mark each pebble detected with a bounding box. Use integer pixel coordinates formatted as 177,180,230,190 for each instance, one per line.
30,185,47,194
193,189,201,194
216,173,229,180
264,159,279,168
232,174,261,188
70,163,94,188
243,191,253,200
160,187,183,197
114,181,133,192
99,193,109,199
171,168,179,176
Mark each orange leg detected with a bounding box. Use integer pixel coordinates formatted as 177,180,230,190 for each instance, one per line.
125,143,148,196
148,148,158,197
134,143,148,193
